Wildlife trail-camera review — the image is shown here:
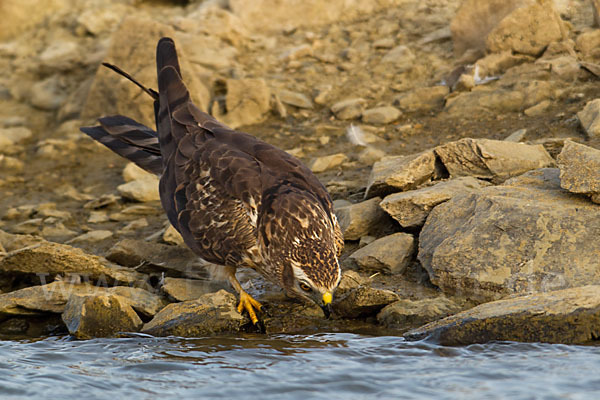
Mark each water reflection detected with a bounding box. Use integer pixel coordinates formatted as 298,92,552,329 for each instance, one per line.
1,334,600,399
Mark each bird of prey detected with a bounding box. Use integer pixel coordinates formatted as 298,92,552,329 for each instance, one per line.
81,37,344,324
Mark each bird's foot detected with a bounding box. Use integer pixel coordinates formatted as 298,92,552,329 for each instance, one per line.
237,290,263,325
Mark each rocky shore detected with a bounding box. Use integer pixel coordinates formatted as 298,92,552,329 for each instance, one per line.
2,0,600,344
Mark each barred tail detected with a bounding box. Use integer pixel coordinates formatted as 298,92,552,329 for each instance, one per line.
80,115,163,175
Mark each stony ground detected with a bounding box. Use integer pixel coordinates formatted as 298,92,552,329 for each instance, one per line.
2,0,600,343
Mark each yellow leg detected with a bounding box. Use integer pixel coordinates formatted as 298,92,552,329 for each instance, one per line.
225,266,263,324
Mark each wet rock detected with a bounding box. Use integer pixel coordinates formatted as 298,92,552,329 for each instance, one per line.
67,230,113,244
0,127,32,152
556,140,600,203
349,233,415,275
434,138,554,183
82,17,207,128
380,177,489,228
377,297,463,331
309,153,348,173
393,86,448,113
142,290,248,336
117,178,160,202
0,281,165,317
0,239,144,286
161,277,226,302
62,294,143,339
30,75,66,111
419,168,600,303
334,287,399,319
106,239,198,278
365,150,438,198
277,89,313,109
486,1,564,56
380,46,415,73
335,197,387,241
361,106,401,124
213,78,271,129
330,98,366,120
405,286,600,345
577,99,600,138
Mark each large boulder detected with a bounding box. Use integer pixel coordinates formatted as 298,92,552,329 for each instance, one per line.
405,286,600,345
419,168,600,303
142,290,248,336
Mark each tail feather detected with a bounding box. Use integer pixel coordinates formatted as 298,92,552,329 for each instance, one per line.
102,62,158,100
80,116,163,175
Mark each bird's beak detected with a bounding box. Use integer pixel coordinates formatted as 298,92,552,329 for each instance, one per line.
321,292,333,318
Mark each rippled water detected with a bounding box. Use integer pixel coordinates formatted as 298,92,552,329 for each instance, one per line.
2,334,600,399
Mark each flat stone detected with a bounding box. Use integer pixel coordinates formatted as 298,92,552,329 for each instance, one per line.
418,168,600,303
349,233,415,275
331,98,366,120
0,240,144,286
62,294,143,339
365,150,438,198
379,177,489,228
309,153,348,173
142,290,248,336
333,287,399,319
394,86,448,113
117,178,160,202
434,138,554,183
278,89,313,109
405,286,600,345
577,99,600,138
557,140,600,202
377,297,463,331
161,277,227,302
335,197,387,241
67,230,113,244
361,106,401,124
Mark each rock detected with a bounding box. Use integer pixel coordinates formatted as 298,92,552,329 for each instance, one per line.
373,38,395,49
76,6,127,36
419,168,600,303
309,153,348,173
38,40,81,72
504,128,527,142
434,138,554,183
380,177,489,228
349,233,415,274
163,224,185,246
117,178,160,202
474,51,531,77
67,230,113,244
0,281,165,317
87,211,109,224
361,106,401,124
380,46,415,73
62,294,143,339
393,86,448,113
118,218,148,234
377,297,463,331
576,29,600,59
0,230,43,252
365,150,438,198
280,44,313,61
336,270,369,297
405,286,600,345
0,240,144,286
486,1,565,56
556,140,600,202
524,100,551,117
357,147,386,165
213,78,271,129
330,98,366,120
0,155,24,172
537,56,580,81
313,84,332,105
142,290,248,336
335,197,387,241
450,0,529,56
577,99,600,138
0,0,66,40
277,90,313,109
82,17,207,128
161,277,226,302
334,287,399,319
30,75,66,111
123,162,156,182
106,239,198,278
0,127,32,152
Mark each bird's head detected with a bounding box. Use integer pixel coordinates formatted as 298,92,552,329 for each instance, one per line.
258,187,342,317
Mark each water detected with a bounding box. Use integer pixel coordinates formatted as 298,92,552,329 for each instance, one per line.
1,334,600,399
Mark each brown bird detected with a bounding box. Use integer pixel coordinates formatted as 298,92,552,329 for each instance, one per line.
81,37,344,324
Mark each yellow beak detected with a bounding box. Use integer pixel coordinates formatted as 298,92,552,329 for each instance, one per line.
322,292,332,305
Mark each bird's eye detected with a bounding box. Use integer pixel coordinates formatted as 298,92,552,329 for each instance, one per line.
299,282,312,292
